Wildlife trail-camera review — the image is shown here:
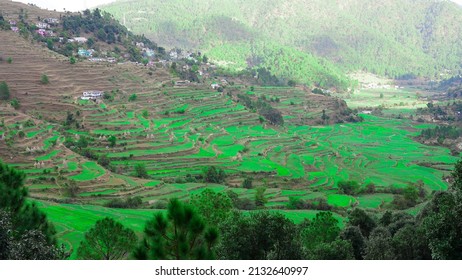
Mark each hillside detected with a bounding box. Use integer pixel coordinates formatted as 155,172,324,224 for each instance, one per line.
0,0,363,206
101,0,462,87
2,0,462,259
0,21,456,205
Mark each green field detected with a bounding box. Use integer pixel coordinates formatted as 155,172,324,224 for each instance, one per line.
36,200,345,259
6,83,456,259
69,161,106,181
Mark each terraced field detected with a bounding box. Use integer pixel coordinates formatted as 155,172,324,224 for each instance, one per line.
0,15,459,257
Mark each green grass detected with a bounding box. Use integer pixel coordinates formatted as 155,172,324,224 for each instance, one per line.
79,189,118,197
35,200,160,259
69,161,106,181
357,194,394,208
35,150,61,161
36,199,347,259
327,194,354,207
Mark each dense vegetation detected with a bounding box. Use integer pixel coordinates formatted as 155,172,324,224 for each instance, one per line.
236,93,284,125
0,161,63,259
102,0,462,88
60,8,163,62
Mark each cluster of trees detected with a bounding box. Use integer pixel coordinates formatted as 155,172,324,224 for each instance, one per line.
59,9,163,63
105,197,142,209
0,161,64,259
63,9,126,45
237,94,284,125
419,125,462,142
202,166,226,184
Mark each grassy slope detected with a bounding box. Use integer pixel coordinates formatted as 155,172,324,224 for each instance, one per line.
36,200,344,259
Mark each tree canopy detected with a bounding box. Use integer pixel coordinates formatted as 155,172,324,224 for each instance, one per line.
77,217,137,260
134,199,218,260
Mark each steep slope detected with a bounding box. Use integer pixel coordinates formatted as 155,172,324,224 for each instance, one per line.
101,0,462,81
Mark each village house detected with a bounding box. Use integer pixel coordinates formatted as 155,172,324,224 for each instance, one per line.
11,26,19,32
169,50,178,60
73,37,88,44
36,22,50,29
78,48,94,57
9,20,16,26
211,83,220,90
81,91,104,100
36,29,47,37
143,48,155,58
88,57,106,62
175,80,191,87
44,18,59,24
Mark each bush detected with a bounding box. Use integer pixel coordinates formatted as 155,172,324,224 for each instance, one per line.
128,94,137,102
7,57,12,64
10,99,20,109
134,163,149,178
105,197,142,209
288,197,332,211
242,177,253,189
0,81,10,100
338,181,360,195
97,154,111,168
40,74,49,85
69,56,76,64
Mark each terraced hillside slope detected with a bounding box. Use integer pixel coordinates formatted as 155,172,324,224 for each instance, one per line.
1,0,461,257
1,26,456,204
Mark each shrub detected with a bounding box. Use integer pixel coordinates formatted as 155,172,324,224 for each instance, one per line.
40,74,49,85
0,81,10,100
7,57,12,64
134,163,149,178
128,94,137,102
242,177,253,189
10,99,20,109
105,197,142,209
338,180,360,195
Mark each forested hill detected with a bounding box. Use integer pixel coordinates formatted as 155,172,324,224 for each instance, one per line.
101,0,462,86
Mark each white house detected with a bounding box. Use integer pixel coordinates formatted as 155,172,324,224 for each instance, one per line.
44,18,59,24
175,80,191,87
73,37,88,44
81,91,104,100
36,22,50,29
